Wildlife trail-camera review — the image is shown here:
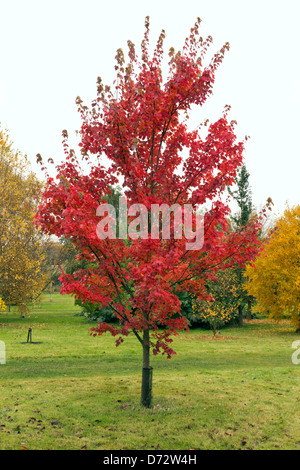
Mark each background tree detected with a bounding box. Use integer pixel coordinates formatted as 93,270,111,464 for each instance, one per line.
227,165,273,324
191,268,240,335
228,164,254,325
42,237,80,295
229,164,253,228
0,297,5,311
245,204,300,332
36,18,263,407
0,127,47,315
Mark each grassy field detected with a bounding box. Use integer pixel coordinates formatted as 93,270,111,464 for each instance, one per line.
0,293,299,450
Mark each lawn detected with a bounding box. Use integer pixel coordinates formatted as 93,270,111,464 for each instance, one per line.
0,293,299,450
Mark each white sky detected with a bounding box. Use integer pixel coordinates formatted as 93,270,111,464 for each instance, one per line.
1,0,300,217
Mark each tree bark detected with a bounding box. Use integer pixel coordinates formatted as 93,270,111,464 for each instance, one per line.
141,328,153,408
246,298,252,320
238,304,243,327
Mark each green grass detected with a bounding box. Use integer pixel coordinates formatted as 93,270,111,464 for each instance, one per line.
0,293,299,450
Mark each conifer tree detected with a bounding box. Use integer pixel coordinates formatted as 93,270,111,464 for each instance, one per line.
228,164,254,324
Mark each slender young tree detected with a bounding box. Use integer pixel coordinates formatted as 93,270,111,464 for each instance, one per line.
36,18,263,407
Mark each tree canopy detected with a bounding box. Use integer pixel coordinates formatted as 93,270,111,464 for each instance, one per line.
0,127,47,314
245,204,300,331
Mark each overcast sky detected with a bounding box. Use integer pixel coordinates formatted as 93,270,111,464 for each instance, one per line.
1,0,299,217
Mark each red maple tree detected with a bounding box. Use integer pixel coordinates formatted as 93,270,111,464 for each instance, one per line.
36,18,263,407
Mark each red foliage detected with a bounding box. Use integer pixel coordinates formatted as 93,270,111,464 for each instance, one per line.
35,18,263,359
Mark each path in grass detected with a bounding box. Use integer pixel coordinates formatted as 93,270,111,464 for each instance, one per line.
0,293,299,450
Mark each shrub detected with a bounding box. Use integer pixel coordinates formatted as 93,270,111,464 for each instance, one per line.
74,300,117,323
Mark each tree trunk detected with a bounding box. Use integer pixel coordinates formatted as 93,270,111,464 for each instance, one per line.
238,304,243,327
141,328,153,408
246,298,252,320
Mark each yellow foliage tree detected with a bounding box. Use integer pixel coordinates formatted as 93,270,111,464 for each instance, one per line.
0,297,6,311
192,269,240,336
0,127,47,316
245,205,300,331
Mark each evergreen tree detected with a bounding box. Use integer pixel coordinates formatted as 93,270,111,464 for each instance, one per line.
228,164,254,324
229,164,253,229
